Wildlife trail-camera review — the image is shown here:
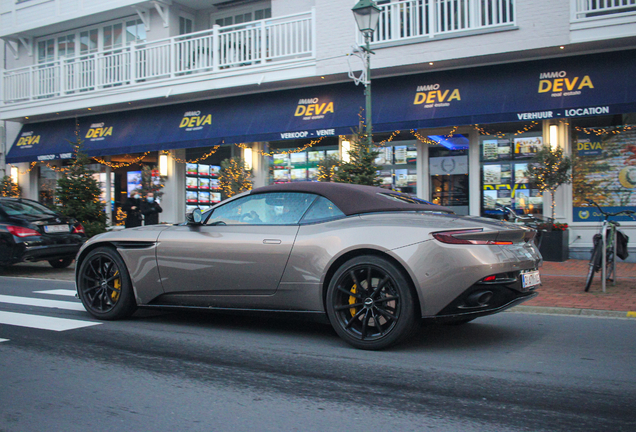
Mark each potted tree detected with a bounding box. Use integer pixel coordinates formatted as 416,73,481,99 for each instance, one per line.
526,145,572,261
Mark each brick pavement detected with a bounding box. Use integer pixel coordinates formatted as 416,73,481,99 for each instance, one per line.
525,259,636,315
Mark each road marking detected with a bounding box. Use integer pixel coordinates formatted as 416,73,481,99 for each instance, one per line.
0,311,100,331
34,289,77,297
627,311,636,318
0,295,85,311
0,338,8,343
33,289,77,297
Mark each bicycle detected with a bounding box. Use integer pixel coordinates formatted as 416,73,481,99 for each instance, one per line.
584,199,634,292
496,205,553,248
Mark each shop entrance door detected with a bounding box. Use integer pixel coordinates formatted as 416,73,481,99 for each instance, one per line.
429,146,469,215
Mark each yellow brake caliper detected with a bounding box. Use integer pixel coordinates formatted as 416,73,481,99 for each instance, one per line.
349,284,357,317
111,271,121,302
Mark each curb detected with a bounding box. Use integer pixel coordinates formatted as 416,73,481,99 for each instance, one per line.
508,305,636,319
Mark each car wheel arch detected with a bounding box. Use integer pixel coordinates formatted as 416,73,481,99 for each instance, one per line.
75,242,119,284
321,248,422,317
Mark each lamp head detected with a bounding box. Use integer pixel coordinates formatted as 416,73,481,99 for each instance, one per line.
352,0,381,35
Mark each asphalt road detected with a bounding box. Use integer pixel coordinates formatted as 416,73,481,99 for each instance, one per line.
1,276,635,432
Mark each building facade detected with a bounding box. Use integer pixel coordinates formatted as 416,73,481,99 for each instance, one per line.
1,0,636,259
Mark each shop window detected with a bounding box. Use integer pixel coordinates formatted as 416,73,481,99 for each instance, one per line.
572,113,636,222
375,143,418,194
268,139,339,184
38,165,57,208
185,146,233,212
480,127,544,218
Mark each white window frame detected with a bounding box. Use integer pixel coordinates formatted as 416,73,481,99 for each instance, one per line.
209,1,271,28
35,16,145,64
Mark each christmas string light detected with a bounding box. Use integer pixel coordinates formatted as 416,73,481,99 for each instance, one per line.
568,123,636,136
93,152,151,168
170,146,221,164
238,137,326,157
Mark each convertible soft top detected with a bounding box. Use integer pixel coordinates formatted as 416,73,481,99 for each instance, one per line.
250,182,453,216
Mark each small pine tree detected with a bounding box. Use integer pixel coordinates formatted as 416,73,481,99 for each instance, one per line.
525,145,572,220
139,165,166,199
56,143,107,237
317,154,341,182
333,126,381,186
219,157,252,199
0,176,21,197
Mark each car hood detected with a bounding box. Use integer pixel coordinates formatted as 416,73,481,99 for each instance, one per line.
81,224,172,249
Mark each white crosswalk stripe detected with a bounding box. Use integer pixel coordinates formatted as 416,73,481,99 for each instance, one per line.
0,290,101,334
0,338,9,343
33,289,77,297
0,311,100,331
0,295,85,311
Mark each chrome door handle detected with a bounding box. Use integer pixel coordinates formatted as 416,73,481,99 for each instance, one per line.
263,239,282,244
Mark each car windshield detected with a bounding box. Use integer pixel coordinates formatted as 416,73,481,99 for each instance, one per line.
0,200,58,217
377,192,434,205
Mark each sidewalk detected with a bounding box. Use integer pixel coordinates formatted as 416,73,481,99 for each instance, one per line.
517,259,636,318
1,259,635,318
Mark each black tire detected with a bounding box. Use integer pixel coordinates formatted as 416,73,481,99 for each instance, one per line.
326,256,417,350
48,257,74,268
585,243,602,292
77,247,137,320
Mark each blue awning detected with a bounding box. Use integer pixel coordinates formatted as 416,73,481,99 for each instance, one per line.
7,83,364,163
7,49,636,164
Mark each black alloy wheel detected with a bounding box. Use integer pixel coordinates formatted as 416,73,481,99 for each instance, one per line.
326,256,417,350
48,257,74,268
77,247,136,320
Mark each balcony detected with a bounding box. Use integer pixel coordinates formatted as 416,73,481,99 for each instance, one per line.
1,11,314,107
570,0,636,42
572,0,636,20
364,0,515,46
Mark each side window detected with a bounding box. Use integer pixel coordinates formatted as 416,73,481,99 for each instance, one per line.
301,196,345,224
206,192,317,225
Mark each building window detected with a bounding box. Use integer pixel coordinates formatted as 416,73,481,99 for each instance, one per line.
572,113,636,222
211,3,271,27
36,18,144,63
179,16,194,35
479,124,544,217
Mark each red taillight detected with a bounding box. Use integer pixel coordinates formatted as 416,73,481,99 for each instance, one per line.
7,225,41,238
432,229,513,245
72,223,85,234
482,275,497,282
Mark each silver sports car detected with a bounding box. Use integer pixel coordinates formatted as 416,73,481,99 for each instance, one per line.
76,182,541,350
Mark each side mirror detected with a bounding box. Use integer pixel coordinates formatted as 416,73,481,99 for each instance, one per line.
185,208,203,225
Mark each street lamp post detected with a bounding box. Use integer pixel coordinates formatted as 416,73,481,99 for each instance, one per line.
352,0,381,147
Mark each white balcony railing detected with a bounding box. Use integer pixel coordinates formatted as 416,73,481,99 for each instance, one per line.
2,11,314,104
366,0,514,44
572,0,636,20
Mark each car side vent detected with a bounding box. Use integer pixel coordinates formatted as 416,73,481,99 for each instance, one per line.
113,241,156,249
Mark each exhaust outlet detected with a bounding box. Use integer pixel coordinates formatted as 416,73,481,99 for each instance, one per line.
466,291,493,307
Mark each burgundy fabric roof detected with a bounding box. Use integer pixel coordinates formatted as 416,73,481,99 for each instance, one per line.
250,182,453,216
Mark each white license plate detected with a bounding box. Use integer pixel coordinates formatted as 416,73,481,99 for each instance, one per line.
522,270,541,289
44,225,69,233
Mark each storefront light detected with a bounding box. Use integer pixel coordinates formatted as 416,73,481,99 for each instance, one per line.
10,166,19,185
159,154,169,176
342,140,351,162
549,124,558,150
244,147,253,171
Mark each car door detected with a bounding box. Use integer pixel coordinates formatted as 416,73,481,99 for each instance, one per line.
156,192,317,295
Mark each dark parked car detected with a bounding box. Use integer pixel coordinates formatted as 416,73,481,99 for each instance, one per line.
76,182,541,350
0,197,87,268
